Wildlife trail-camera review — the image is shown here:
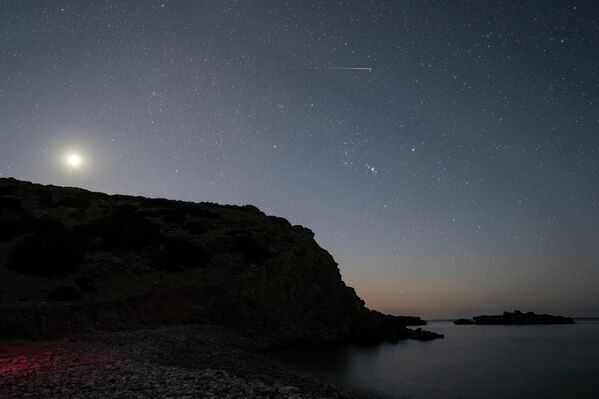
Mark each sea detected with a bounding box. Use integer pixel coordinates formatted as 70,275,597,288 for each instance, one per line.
278,320,599,399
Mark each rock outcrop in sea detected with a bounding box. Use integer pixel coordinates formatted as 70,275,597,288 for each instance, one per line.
0,177,442,343
470,310,575,325
453,318,474,325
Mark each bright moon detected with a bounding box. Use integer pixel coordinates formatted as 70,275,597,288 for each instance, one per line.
65,153,83,169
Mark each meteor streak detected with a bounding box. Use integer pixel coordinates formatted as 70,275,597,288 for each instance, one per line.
319,67,373,72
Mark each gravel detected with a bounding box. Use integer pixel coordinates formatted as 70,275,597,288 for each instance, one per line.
0,325,370,398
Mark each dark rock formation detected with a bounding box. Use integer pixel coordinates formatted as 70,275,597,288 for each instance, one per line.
47,286,83,302
453,318,475,325
472,310,575,325
0,177,441,343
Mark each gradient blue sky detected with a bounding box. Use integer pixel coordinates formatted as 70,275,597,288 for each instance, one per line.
1,0,598,318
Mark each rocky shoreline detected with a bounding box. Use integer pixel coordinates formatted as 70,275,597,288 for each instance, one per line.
0,324,372,399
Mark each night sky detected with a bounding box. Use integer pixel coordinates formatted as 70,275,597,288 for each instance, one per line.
1,1,598,318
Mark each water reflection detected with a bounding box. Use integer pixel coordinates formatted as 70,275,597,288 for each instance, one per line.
277,321,599,399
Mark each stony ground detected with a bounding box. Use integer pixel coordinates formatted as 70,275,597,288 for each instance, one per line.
0,325,370,399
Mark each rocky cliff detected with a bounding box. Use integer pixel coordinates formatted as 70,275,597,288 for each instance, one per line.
0,178,441,343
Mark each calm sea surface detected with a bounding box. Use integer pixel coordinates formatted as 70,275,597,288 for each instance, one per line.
278,321,599,399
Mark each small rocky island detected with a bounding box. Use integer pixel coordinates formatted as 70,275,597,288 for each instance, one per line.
0,177,442,398
454,310,575,325
453,318,475,325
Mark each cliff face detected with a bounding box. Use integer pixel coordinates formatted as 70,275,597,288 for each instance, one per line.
0,178,440,343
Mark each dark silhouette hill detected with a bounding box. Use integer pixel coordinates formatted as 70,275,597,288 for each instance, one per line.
0,177,441,343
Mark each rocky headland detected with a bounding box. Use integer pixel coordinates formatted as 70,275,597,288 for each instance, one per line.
0,177,441,343
0,177,442,397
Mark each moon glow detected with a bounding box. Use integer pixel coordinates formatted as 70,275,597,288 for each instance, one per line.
65,153,83,169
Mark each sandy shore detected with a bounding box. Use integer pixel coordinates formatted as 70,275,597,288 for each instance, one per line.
0,325,369,399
